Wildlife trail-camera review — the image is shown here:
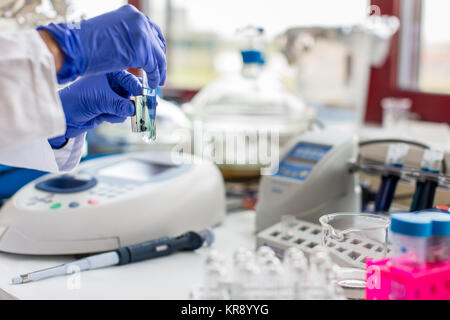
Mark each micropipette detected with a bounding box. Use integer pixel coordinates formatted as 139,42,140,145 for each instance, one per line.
12,228,215,284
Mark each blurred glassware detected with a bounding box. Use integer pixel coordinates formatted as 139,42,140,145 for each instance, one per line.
276,15,399,127
381,97,412,132
319,213,390,266
319,212,390,290
0,0,70,30
183,26,314,178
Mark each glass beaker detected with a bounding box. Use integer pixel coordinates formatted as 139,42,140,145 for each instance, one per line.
319,213,390,264
319,213,390,295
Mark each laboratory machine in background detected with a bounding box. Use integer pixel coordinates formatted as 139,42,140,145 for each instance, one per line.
0,151,226,255
276,14,399,125
255,128,360,232
183,27,315,178
256,127,450,233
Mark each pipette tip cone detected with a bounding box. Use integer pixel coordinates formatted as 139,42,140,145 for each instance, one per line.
11,276,23,284
199,227,215,247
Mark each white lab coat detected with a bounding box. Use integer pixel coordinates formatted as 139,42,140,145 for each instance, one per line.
0,30,84,173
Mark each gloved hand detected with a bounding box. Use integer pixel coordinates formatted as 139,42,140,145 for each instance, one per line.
37,4,166,87
49,71,142,149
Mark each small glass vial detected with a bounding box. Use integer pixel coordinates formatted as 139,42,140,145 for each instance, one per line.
130,88,157,142
256,245,275,264
421,212,450,263
203,251,228,299
390,213,431,268
280,215,297,240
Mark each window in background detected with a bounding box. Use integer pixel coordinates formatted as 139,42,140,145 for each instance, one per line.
144,0,369,89
419,0,450,94
397,0,450,95
365,0,450,124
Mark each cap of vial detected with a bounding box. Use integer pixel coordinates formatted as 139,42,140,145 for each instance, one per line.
420,149,444,172
386,143,409,166
415,211,450,236
256,246,275,259
391,213,432,237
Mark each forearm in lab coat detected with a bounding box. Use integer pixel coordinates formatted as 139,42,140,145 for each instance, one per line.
52,134,87,172
0,30,66,149
0,134,86,173
0,29,88,172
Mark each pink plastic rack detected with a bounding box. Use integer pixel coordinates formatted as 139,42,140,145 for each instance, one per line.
366,255,450,300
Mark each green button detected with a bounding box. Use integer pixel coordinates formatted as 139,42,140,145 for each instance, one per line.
50,203,62,209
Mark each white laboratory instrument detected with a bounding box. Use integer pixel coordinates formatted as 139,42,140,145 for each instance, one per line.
255,129,361,232
0,152,226,255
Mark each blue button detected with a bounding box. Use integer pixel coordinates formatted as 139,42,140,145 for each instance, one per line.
69,202,79,208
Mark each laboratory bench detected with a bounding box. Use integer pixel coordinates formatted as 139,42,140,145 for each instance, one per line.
0,106,448,300
0,211,256,300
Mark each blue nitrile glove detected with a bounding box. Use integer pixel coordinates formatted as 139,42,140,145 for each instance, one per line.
37,4,166,87
48,71,142,149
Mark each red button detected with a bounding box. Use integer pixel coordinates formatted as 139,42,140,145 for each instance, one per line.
88,199,99,205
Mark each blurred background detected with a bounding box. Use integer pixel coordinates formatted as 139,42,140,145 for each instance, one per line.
1,0,449,119
49,0,450,96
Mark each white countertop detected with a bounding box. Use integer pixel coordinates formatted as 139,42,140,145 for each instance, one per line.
0,211,256,300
